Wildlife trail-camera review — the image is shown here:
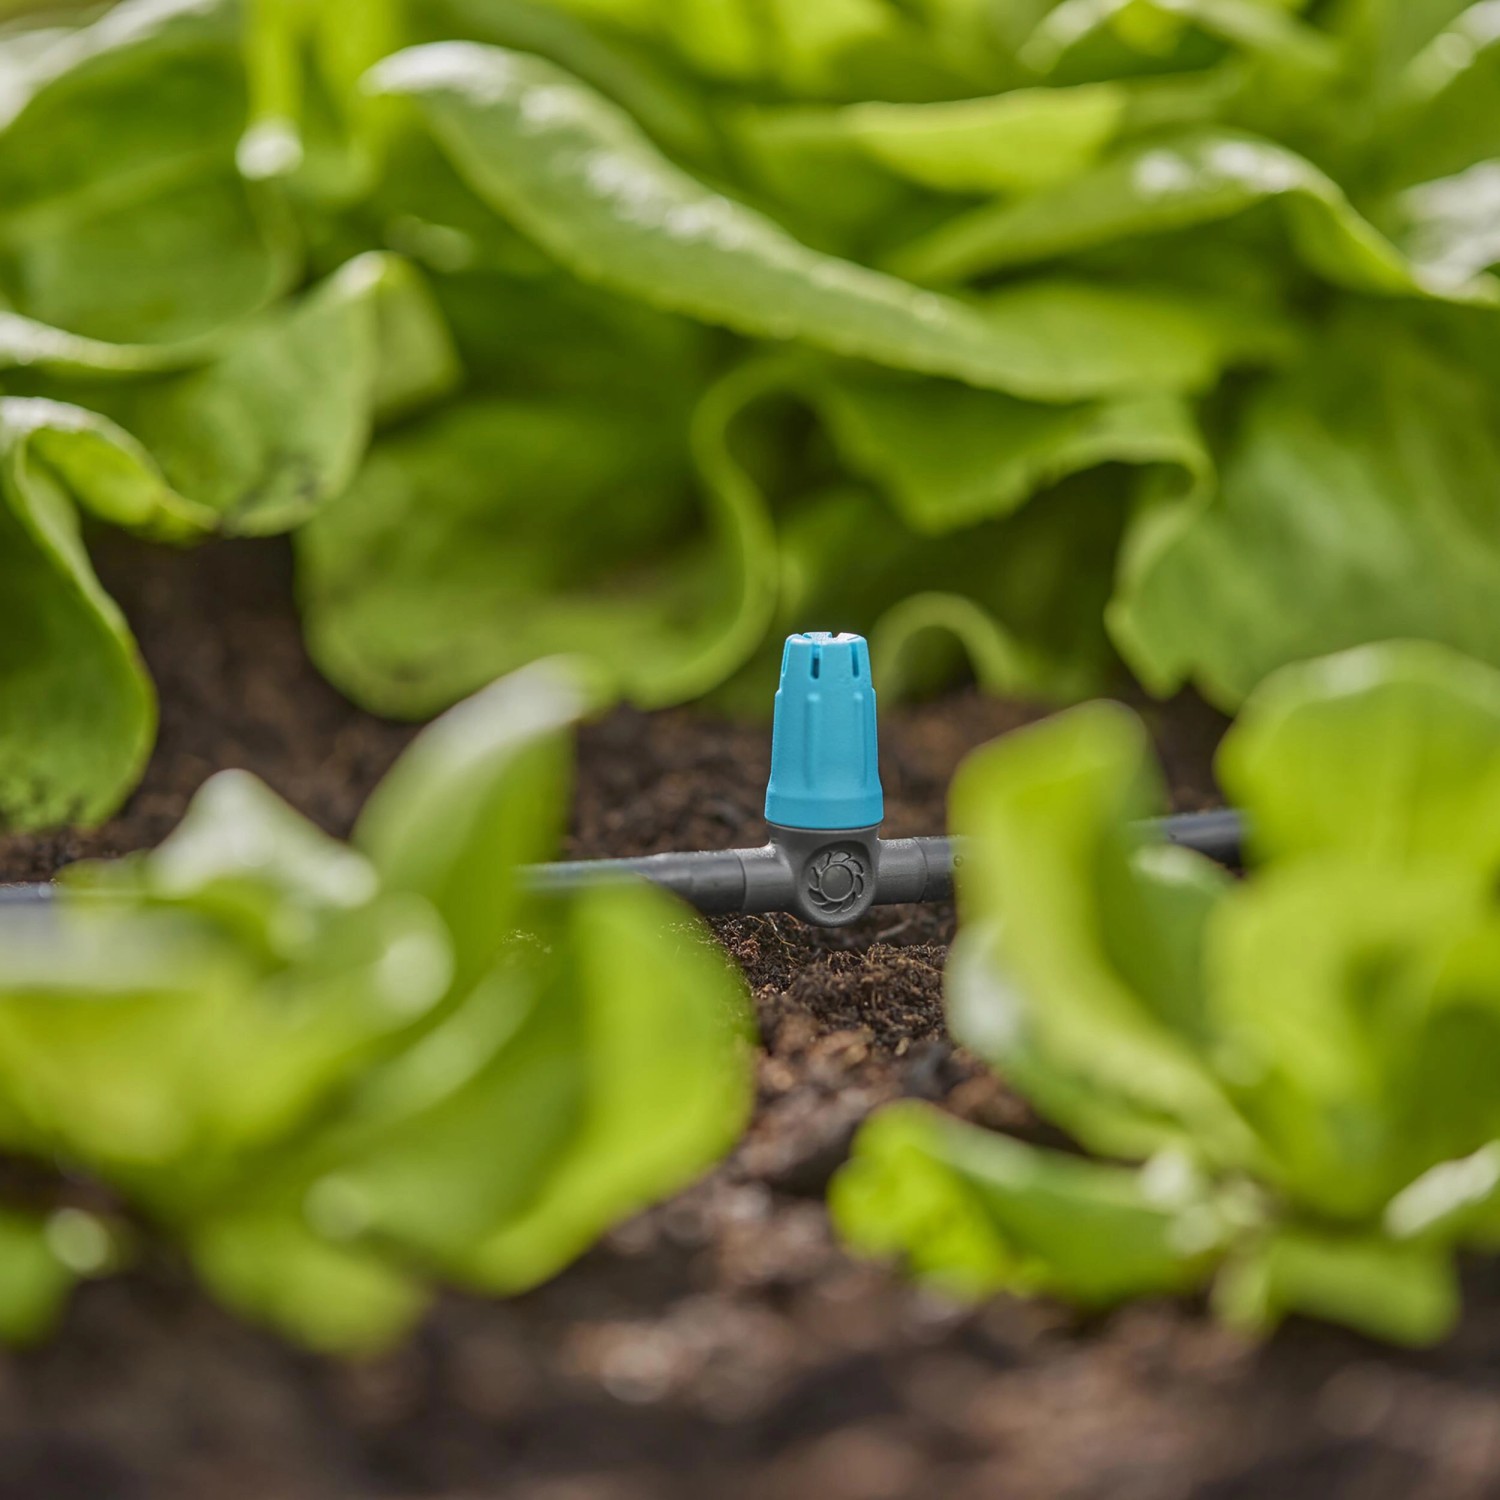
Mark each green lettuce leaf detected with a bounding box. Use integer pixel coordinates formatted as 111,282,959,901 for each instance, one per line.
355,658,598,993
522,0,1013,99
1392,164,1500,287
369,42,1286,402
1205,857,1493,1218
946,699,1246,1161
1206,645,1500,1212
183,664,751,1343
1110,315,1500,708
890,128,1499,302
0,309,225,380
1329,0,1477,105
297,356,780,716
467,880,752,1291
239,0,406,202
0,0,297,344
833,1103,1231,1305
0,397,201,830
1381,4,1500,188
844,642,1500,1344
1218,639,1500,871
842,84,1133,195
16,790,451,1180
814,370,1210,535
1022,0,1336,78
62,251,459,533
724,59,1245,255
434,0,721,166
297,258,1258,720
1215,1229,1460,1345
189,1208,425,1355
0,658,752,1350
281,877,752,1295
1385,1140,1500,1247
722,100,930,254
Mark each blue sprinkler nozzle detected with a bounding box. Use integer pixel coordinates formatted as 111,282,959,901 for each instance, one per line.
764,632,884,831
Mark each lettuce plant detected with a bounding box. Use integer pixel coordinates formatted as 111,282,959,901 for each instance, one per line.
0,660,753,1351
835,642,1500,1345
4,0,1500,826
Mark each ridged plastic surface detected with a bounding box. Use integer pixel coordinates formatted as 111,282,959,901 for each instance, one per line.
764,632,884,831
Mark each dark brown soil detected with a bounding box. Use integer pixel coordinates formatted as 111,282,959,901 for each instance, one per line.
2,538,1498,1500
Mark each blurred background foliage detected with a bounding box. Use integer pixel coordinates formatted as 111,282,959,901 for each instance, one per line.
0,0,1498,828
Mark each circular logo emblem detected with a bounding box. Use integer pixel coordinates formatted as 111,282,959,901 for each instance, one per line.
805,847,869,916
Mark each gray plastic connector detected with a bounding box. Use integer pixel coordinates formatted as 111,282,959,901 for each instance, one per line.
526,825,956,928
520,810,1242,927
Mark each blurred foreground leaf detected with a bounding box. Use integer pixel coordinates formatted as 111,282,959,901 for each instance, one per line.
836,642,1500,1346
0,661,751,1351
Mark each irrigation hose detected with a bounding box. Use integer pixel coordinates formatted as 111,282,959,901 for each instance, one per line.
0,808,1245,928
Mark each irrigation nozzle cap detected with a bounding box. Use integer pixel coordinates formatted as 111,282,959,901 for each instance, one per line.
763,632,883,831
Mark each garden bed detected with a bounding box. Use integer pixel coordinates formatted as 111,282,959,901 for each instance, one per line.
1,538,1497,1500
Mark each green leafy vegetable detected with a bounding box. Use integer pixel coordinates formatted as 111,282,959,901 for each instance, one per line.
836,641,1500,1345
1111,313,1500,707
72,250,460,534
4,0,1500,825
814,374,1211,535
0,398,202,830
0,0,295,344
888,128,1497,300
841,85,1134,195
0,248,456,826
296,381,758,714
370,43,1270,403
0,659,752,1350
833,1104,1230,1305
239,0,404,202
